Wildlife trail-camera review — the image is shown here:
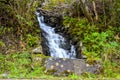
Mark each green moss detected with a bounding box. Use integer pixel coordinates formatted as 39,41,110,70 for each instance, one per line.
31,53,49,59
31,54,50,68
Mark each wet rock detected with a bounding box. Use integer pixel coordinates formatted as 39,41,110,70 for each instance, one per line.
59,40,71,50
75,41,84,59
71,37,78,45
44,58,86,76
36,8,63,28
32,46,43,54
40,31,51,56
54,26,63,33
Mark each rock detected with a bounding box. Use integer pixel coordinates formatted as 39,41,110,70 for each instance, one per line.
36,8,63,28
73,59,87,75
0,73,9,77
31,54,49,69
86,62,103,74
36,8,64,56
32,46,43,54
71,37,78,45
44,58,86,76
75,41,85,59
41,33,50,56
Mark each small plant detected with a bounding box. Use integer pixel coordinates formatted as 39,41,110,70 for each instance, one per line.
0,41,5,47
69,74,79,79
0,53,5,74
26,34,39,48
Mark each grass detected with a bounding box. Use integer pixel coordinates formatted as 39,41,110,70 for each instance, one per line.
0,52,81,79
0,51,120,79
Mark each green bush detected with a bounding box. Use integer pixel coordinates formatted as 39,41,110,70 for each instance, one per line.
26,34,39,48
0,41,5,47
0,53,4,74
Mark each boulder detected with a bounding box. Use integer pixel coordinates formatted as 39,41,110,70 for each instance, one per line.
31,54,49,69
44,58,86,76
44,58,102,76
31,46,43,54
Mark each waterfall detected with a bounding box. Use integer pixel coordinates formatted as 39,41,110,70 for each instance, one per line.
36,12,76,58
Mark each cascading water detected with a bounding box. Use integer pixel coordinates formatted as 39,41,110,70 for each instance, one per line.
36,12,76,58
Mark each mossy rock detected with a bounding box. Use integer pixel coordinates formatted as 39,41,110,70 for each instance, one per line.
44,58,86,76
31,54,50,68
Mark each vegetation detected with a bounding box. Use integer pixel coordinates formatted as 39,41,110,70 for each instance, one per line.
64,17,120,78
0,0,41,53
0,0,120,79
63,0,120,78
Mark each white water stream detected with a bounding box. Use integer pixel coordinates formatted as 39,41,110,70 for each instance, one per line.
36,13,76,58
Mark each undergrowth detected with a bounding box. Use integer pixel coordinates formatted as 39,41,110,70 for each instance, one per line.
0,52,120,79
63,16,120,78
0,52,47,78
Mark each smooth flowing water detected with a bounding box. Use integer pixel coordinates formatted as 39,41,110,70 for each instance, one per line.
36,13,76,58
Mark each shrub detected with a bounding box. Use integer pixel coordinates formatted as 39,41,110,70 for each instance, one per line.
26,34,39,48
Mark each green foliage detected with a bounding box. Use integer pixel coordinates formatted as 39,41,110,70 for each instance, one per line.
48,0,65,5
63,16,120,78
0,53,5,74
0,0,41,54
26,34,39,48
0,0,41,38
84,31,114,53
102,60,120,78
0,26,4,35
0,26,13,35
82,72,97,79
4,52,31,77
69,74,79,79
0,52,47,78
0,40,5,47
64,16,97,40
